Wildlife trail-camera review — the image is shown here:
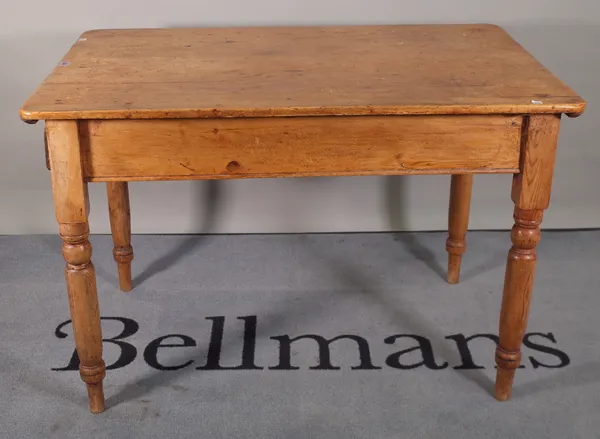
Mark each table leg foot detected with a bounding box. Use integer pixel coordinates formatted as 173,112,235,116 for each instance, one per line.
446,254,462,284
86,382,106,413
494,345,521,401
494,367,515,401
116,262,132,292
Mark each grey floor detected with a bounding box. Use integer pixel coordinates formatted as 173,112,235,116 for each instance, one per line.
1,231,600,438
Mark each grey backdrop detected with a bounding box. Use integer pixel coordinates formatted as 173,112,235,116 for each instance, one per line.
3,1,598,234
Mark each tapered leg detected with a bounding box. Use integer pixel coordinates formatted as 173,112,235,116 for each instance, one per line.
446,174,473,284
494,114,561,401
495,208,541,400
47,120,106,413
107,182,133,292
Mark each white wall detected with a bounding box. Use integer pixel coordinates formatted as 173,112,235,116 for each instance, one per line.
2,1,598,234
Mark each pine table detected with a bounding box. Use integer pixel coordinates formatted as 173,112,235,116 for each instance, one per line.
20,24,585,413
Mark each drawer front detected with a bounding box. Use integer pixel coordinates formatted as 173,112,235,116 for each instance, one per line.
80,115,522,181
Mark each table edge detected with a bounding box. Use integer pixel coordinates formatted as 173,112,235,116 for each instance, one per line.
20,101,587,122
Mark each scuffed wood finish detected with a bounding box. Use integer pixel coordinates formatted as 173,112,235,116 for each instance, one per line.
446,174,473,284
80,116,522,181
20,25,585,121
495,115,561,401
107,182,133,292
47,121,106,413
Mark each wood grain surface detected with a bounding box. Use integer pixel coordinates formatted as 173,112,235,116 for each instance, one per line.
20,25,585,120
47,121,106,413
446,174,473,284
79,115,522,181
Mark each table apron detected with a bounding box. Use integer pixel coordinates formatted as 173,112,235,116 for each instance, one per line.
78,115,523,181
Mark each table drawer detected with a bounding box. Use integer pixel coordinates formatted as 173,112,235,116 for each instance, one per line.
79,115,522,181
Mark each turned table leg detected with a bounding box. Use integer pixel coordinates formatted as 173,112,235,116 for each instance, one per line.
107,182,133,292
446,174,473,284
47,120,106,413
495,115,561,401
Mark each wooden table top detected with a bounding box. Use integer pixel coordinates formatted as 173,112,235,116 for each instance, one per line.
20,24,585,121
